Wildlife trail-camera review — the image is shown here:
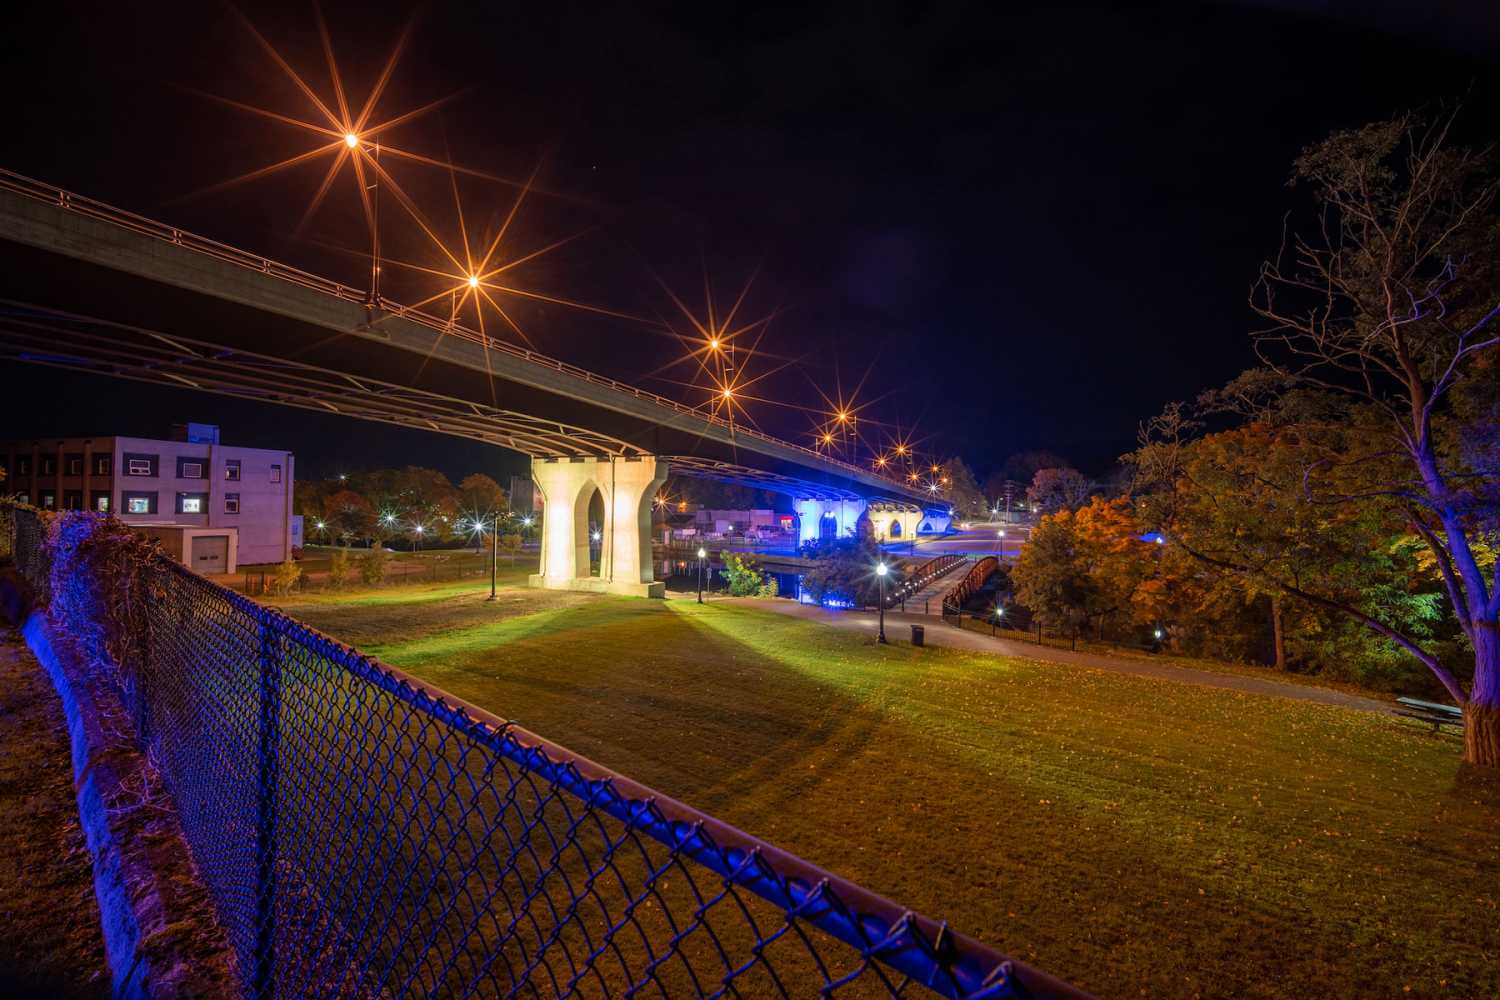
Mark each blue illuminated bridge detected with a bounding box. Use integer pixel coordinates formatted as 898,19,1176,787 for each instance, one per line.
0,169,942,596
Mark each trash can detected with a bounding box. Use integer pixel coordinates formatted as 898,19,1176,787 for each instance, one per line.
910,624,925,646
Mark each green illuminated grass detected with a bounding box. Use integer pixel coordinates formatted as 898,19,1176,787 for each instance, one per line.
278,587,1500,998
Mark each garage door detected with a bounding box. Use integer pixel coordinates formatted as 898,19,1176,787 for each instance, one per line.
191,535,229,573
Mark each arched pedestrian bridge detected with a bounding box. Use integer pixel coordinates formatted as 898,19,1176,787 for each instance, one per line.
0,169,942,595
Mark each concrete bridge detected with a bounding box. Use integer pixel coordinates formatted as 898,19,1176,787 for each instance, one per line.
0,169,944,596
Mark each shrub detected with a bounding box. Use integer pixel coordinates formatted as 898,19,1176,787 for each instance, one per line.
327,546,352,588
719,552,768,597
358,543,390,585
271,558,302,596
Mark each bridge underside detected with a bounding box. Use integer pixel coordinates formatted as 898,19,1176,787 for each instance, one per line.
0,177,934,597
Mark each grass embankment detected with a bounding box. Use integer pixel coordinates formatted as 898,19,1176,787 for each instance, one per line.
0,627,108,996
278,586,1500,998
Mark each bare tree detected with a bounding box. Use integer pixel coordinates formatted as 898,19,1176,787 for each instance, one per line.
1248,109,1500,765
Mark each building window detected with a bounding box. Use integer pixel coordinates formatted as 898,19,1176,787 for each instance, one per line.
224,493,240,514
92,492,110,513
66,455,84,476
16,457,31,476
40,492,56,509
16,493,29,505
269,463,282,484
124,454,158,477
93,454,112,476
63,491,83,511
41,457,56,475
225,460,241,482
177,457,207,479
177,492,209,515
123,492,157,515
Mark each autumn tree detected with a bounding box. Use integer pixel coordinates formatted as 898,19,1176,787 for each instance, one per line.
1142,110,1500,764
459,473,507,519
1026,467,1095,515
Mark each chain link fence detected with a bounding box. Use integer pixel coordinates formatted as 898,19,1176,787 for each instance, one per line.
2,503,1085,999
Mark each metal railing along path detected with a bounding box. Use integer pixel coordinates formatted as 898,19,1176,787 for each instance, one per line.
0,168,918,495
2,503,1085,999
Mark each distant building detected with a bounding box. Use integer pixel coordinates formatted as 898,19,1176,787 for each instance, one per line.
2,422,296,573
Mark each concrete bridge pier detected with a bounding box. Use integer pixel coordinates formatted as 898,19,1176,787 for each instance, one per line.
867,506,922,542
530,456,669,598
794,498,868,546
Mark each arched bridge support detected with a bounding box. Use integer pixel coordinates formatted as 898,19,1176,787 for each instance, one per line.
529,455,669,598
794,498,868,546
867,506,921,542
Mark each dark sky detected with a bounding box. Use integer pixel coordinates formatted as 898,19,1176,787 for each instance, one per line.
3,1,1498,483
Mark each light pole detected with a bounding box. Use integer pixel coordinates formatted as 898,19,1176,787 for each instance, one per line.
487,511,499,601
697,546,707,604
875,561,888,644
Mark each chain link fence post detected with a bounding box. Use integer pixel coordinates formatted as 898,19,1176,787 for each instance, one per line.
254,612,281,998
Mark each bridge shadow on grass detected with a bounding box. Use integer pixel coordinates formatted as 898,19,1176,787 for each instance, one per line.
300,594,1500,997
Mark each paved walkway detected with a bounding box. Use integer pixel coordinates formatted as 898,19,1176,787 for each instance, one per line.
714,598,1394,714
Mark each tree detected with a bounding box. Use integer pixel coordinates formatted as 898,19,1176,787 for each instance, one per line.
800,536,901,608
938,458,987,518
1010,510,1105,633
1026,467,1095,515
322,489,375,545
1132,405,1444,675
1153,110,1500,764
459,474,507,518
359,543,390,585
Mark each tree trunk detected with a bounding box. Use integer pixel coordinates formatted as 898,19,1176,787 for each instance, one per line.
1271,594,1286,671
1464,701,1500,768
1464,634,1500,768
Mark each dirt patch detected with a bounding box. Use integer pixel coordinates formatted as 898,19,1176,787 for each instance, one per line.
0,625,108,997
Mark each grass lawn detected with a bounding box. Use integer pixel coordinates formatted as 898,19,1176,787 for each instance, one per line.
277,583,1500,998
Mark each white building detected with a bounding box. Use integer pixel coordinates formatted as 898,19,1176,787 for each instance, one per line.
3,423,296,573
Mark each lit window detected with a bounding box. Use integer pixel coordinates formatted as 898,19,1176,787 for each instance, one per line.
181,496,203,514
127,458,152,476
225,460,241,481
127,497,150,514
181,462,203,479
94,455,112,476
41,493,55,509
95,495,110,512
224,493,240,514
269,464,282,484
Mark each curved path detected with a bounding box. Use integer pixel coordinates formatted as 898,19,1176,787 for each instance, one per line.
714,597,1394,714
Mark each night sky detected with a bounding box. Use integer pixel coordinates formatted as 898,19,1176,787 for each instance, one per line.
3,1,1498,484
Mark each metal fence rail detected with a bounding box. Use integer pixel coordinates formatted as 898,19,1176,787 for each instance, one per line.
1,503,1083,999
0,167,916,494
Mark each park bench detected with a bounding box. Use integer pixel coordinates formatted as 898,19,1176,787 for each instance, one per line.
1394,697,1464,733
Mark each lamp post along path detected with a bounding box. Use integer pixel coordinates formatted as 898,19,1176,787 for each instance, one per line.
488,511,499,601
876,561,888,644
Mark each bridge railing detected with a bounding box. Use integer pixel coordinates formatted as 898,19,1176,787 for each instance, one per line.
940,557,1000,619
886,553,968,608
0,168,923,498
2,503,1085,1000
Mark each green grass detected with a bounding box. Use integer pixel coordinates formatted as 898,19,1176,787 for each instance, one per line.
277,586,1500,998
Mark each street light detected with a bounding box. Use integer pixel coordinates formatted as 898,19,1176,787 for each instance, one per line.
875,561,889,644
697,546,707,604
487,510,499,601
